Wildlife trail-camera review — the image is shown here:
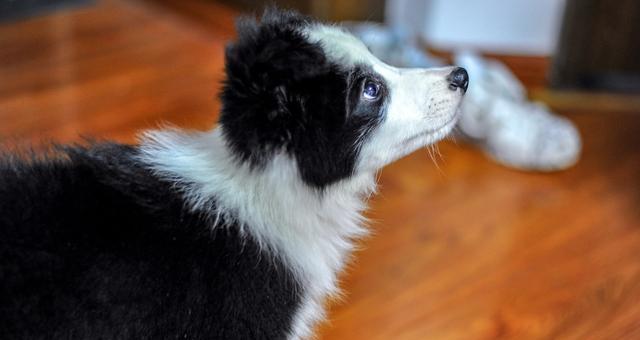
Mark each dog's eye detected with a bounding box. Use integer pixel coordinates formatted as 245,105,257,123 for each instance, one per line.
362,81,380,100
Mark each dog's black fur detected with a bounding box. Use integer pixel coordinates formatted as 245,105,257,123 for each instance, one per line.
0,144,301,339
220,10,386,187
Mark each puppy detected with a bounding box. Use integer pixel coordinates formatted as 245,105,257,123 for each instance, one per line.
0,8,467,340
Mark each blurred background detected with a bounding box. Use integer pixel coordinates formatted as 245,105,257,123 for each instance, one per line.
1,0,639,339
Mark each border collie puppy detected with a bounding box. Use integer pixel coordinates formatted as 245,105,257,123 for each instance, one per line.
0,8,467,340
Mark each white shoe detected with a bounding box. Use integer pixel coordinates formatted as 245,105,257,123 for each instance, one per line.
454,51,581,171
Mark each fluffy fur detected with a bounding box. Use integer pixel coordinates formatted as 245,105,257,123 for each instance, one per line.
0,8,466,339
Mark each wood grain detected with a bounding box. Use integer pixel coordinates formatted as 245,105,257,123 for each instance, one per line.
0,0,228,146
1,1,640,339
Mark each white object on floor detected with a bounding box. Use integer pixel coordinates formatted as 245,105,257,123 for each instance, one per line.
454,51,581,171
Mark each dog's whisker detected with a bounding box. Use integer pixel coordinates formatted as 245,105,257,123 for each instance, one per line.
448,126,461,145
434,143,443,161
425,144,444,175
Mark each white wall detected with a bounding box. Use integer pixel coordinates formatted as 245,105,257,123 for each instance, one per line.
386,0,567,56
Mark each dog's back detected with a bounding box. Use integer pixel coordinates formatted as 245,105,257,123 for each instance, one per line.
0,144,301,339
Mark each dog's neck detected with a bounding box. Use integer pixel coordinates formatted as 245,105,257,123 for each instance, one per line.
138,127,376,335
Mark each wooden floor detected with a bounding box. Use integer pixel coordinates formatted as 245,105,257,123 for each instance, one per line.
1,1,640,339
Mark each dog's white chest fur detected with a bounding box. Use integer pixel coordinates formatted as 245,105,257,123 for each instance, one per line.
139,128,376,339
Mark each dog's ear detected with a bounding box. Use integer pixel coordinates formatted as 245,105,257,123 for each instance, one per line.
225,8,327,84
221,8,330,113
219,8,349,168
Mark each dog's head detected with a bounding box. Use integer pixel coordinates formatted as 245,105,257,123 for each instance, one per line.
220,8,467,188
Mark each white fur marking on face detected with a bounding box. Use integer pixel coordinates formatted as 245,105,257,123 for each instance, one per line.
305,25,464,172
138,128,376,340
304,24,374,66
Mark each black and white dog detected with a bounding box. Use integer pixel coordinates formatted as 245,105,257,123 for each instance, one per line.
0,8,467,340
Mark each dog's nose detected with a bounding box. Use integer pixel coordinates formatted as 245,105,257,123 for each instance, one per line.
447,67,469,93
